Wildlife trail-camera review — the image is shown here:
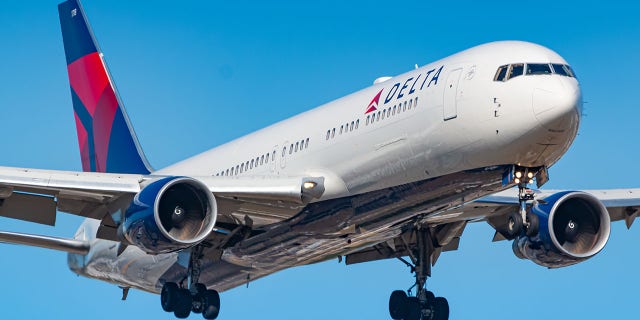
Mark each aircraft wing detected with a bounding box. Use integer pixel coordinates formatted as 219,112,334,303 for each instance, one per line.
0,166,325,241
344,187,640,265
475,188,640,231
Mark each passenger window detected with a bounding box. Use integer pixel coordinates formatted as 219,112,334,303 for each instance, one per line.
305,138,309,148
494,65,508,81
355,120,359,129
340,125,343,134
289,144,293,154
414,97,418,107
377,111,381,121
508,64,524,79
526,63,552,75
260,155,264,165
403,102,407,112
392,105,396,115
250,159,254,169
350,121,354,131
240,163,244,173
326,130,330,140
282,146,286,157
272,151,276,161
332,128,335,138
295,142,299,152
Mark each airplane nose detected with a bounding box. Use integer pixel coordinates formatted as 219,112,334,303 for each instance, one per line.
532,77,581,131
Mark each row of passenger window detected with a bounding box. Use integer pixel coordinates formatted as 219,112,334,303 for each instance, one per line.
325,119,361,140
324,97,420,141
282,138,310,157
366,97,418,126
216,149,276,177
494,63,575,82
215,137,311,177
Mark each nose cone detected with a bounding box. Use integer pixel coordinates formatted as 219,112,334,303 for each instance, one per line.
532,77,581,131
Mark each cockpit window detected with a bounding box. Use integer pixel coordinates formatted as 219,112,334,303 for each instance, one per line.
551,64,569,76
494,65,508,81
495,63,576,82
526,63,552,75
507,64,524,80
565,65,576,78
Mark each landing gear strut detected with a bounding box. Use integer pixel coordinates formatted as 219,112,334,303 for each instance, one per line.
504,168,540,240
388,228,449,320
160,245,221,319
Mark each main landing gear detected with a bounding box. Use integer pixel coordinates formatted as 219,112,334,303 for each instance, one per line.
160,246,221,319
388,228,449,320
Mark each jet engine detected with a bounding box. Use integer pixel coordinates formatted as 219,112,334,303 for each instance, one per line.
120,176,217,254
512,191,610,268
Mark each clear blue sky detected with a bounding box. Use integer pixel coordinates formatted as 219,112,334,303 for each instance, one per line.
1,0,639,319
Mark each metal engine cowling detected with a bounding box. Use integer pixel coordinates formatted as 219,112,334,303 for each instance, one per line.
121,176,217,254
513,191,610,268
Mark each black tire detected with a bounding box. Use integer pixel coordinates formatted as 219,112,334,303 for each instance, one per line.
388,290,408,320
161,282,179,312
525,212,539,237
173,289,193,319
192,283,208,313
202,290,221,320
505,212,523,239
405,297,421,320
432,297,449,320
425,290,436,307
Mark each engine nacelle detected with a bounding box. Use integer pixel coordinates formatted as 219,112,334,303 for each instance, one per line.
121,176,217,254
512,191,610,268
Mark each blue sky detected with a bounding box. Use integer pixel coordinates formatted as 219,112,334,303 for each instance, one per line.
1,0,639,319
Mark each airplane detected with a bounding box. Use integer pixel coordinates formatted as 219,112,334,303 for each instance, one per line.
1,0,638,319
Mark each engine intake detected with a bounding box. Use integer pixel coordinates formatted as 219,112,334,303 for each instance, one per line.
121,176,217,254
512,191,610,268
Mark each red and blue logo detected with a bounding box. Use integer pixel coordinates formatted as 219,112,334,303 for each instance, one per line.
365,89,383,114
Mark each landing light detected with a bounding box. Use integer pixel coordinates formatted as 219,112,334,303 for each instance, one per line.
527,172,534,179
515,178,521,184
515,172,523,178
303,181,317,190
529,179,534,184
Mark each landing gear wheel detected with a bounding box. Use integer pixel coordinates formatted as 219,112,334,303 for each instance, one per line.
161,282,179,312
432,297,449,320
424,290,435,307
202,290,221,320
525,212,539,237
192,283,208,314
173,289,193,319
389,290,408,320
505,211,523,239
404,297,421,320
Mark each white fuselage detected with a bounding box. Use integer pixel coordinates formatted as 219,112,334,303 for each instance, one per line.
155,41,580,201
70,40,582,293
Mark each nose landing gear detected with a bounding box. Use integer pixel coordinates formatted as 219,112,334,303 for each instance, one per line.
388,228,449,320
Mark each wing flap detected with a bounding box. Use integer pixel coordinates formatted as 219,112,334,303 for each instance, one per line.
0,192,57,226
